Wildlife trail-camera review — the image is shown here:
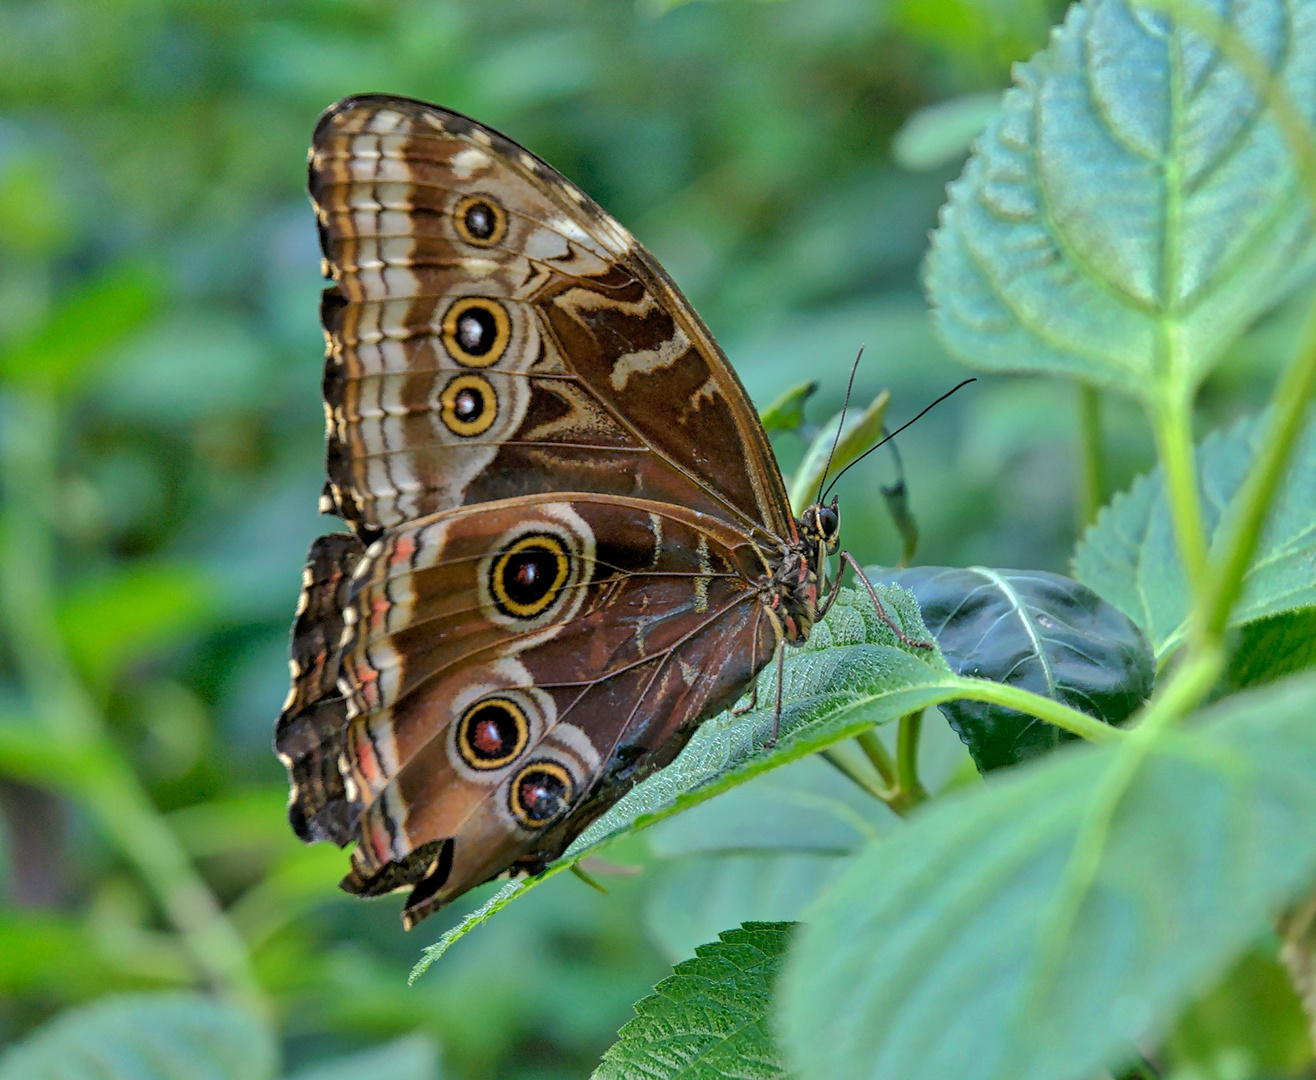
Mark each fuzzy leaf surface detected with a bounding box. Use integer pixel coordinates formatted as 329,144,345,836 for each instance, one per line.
925,0,1316,402
594,922,794,1080
1074,412,1316,657
778,673,1316,1080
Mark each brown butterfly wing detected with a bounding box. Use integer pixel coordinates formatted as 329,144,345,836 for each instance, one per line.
276,494,776,927
309,94,793,544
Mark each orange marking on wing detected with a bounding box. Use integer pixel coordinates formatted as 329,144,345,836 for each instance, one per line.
390,535,416,565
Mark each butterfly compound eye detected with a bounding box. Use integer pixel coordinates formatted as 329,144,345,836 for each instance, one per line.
818,505,839,537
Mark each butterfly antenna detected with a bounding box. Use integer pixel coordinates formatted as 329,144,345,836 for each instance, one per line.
822,378,977,501
814,345,866,506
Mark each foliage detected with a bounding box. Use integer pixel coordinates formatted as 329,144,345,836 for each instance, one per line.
3,0,1316,1077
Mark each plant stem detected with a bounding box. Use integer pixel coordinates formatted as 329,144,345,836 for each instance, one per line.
1195,298,1316,644
1077,383,1106,532
894,711,927,812
854,729,897,788
1150,386,1208,596
820,747,892,803
0,392,266,1016
950,678,1126,745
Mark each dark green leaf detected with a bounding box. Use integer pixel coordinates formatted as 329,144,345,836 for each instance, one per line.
0,993,278,1080
594,922,794,1080
925,0,1316,403
1219,607,1316,693
778,672,1316,1080
869,565,1154,771
1074,411,1316,658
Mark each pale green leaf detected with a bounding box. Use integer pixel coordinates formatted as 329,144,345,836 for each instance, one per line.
593,922,794,1080
788,389,889,515
1073,411,1316,658
778,672,1316,1080
925,0,1316,403
892,91,1000,172
287,1034,440,1080
0,993,278,1080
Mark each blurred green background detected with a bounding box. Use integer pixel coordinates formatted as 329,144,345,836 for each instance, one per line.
0,0,1306,1076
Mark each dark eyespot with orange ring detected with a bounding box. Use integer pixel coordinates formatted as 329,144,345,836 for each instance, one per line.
509,761,573,827
453,195,507,247
456,697,529,770
490,534,570,619
442,297,511,367
439,374,497,436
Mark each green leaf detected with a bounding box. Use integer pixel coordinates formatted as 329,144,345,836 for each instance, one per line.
593,922,794,1080
287,1034,441,1080
788,389,889,516
1163,947,1314,1079
643,757,894,961
759,380,819,434
924,0,1316,403
778,672,1316,1080
411,587,958,979
869,566,1154,770
892,91,1000,172
1219,607,1316,693
0,993,278,1080
1073,411,1316,658
57,564,219,685
0,263,164,393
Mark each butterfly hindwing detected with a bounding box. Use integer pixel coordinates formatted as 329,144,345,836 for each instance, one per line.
279,495,775,926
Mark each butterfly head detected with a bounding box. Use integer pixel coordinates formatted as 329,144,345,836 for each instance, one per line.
799,497,840,560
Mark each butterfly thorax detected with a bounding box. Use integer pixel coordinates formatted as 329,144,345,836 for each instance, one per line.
767,498,840,643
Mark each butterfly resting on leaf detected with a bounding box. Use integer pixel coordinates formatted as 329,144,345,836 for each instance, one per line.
274,94,929,929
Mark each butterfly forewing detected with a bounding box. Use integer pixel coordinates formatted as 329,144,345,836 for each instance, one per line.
310,95,793,541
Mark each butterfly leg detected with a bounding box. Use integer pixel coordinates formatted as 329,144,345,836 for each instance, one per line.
766,639,786,749
837,550,935,650
732,613,763,715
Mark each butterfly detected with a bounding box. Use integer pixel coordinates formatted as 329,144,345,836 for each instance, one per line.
275,94,927,929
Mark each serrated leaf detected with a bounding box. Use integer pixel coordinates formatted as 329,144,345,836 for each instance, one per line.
925,0,1316,403
412,587,960,979
0,993,278,1080
594,922,794,1080
870,565,1154,771
1073,411,1316,658
778,672,1316,1080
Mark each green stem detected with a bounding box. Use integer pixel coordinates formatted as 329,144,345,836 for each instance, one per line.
951,677,1127,745
0,392,266,1015
1150,387,1208,596
1196,300,1316,644
1077,384,1106,532
894,711,927,811
820,747,892,803
854,729,898,788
